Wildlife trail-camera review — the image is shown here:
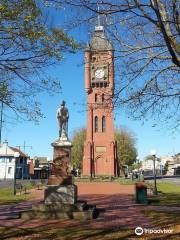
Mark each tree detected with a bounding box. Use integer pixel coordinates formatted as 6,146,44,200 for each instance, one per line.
163,161,168,175
71,127,86,169
115,126,137,167
71,126,137,169
48,0,180,130
144,155,161,161
0,0,78,122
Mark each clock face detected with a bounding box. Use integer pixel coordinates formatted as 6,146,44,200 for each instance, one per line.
95,69,105,79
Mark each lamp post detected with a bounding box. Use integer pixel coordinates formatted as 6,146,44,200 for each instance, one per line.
0,101,3,144
136,156,140,181
13,152,20,195
47,157,50,179
150,149,158,195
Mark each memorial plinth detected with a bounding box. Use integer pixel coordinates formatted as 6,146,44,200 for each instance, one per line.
21,137,98,220
44,184,77,204
47,137,73,186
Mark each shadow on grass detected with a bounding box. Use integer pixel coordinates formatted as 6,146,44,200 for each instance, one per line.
0,194,31,205
1,224,180,240
0,226,135,240
0,199,28,205
144,210,180,227
148,192,180,206
141,210,180,240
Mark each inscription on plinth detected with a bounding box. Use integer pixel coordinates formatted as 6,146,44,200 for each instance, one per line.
44,184,77,204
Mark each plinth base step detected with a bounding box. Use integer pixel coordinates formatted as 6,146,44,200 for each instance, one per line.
20,200,99,220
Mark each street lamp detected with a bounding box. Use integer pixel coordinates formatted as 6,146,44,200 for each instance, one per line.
13,152,20,195
47,157,50,179
150,149,158,195
136,156,140,181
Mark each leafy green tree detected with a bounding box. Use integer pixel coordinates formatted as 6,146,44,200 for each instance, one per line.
71,128,86,169
144,155,161,161
115,127,137,167
129,161,142,171
0,0,78,121
163,161,168,175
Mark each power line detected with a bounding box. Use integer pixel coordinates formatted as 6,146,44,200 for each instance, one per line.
16,141,32,154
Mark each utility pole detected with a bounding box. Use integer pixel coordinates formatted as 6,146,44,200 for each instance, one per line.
17,141,32,154
0,101,3,144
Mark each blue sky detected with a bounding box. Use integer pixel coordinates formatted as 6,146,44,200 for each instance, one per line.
1,4,180,161
2,50,179,161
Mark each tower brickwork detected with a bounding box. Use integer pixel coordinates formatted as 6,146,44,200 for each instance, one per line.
83,26,119,177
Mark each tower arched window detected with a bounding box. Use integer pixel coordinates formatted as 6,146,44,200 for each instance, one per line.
102,94,104,103
102,116,106,132
94,116,98,132
95,94,97,102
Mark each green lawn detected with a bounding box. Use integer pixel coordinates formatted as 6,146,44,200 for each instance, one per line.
147,182,180,206
142,182,180,239
116,177,140,185
0,183,34,205
75,176,139,184
0,227,134,240
157,182,180,193
143,210,180,239
1,222,179,240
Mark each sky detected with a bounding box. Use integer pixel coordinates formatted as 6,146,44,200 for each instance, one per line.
2,50,179,161
1,4,180,161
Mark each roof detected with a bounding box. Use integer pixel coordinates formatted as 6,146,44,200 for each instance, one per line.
10,147,27,157
0,142,28,157
88,25,113,51
34,157,52,164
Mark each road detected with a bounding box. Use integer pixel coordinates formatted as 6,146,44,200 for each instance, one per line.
146,177,180,185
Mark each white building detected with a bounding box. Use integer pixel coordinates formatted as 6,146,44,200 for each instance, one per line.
161,154,180,175
141,158,164,175
142,155,180,176
160,156,174,175
0,141,29,179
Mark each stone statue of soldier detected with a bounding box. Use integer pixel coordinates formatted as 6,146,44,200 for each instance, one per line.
48,101,71,185
57,100,69,138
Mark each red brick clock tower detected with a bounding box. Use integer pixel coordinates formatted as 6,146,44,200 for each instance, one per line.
82,25,119,177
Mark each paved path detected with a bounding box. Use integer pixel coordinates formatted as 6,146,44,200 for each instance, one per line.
0,183,153,231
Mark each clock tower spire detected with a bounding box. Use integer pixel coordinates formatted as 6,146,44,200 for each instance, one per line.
83,24,119,177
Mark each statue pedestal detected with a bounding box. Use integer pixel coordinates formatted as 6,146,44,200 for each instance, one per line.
45,138,76,204
20,120,99,220
52,137,72,160
47,138,73,185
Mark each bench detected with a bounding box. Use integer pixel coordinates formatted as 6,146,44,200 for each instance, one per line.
15,183,27,195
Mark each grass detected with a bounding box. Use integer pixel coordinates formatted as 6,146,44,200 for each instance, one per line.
75,176,140,184
141,182,180,239
0,183,35,205
0,227,135,240
116,177,140,185
147,182,180,206
144,210,180,227
143,210,180,239
1,222,179,240
157,182,180,193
